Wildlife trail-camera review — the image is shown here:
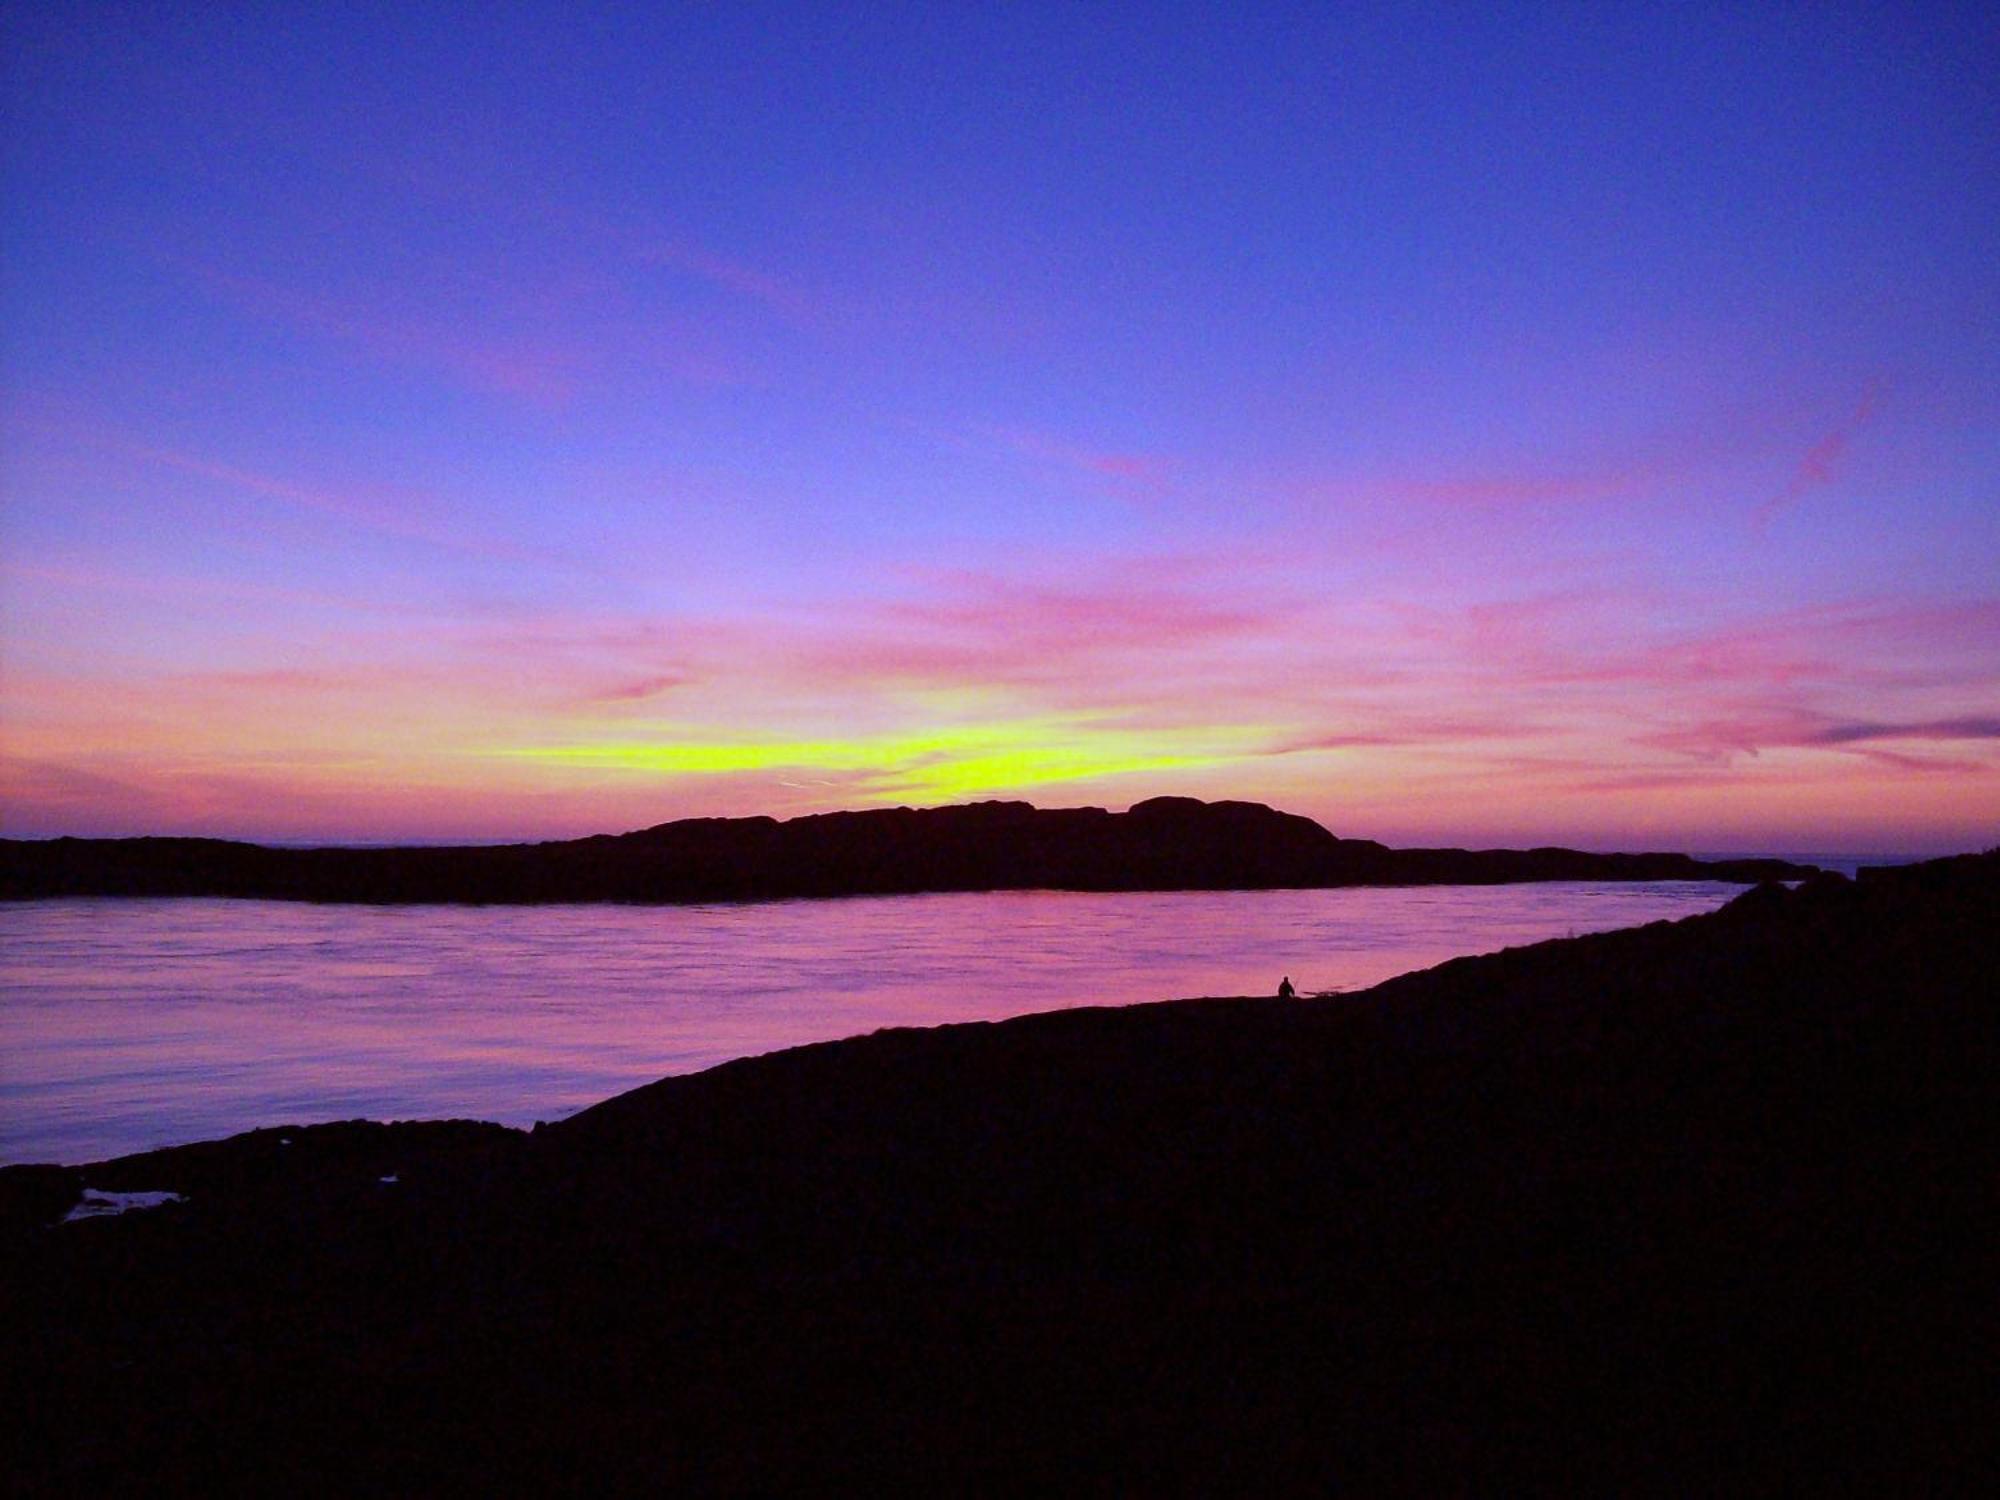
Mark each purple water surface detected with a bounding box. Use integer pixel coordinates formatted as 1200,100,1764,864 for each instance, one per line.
1,881,1742,1164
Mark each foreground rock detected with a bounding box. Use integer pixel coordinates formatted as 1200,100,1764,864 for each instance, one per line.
0,795,1814,903
3,854,1990,1490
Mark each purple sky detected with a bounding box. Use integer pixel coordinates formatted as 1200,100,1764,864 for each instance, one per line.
3,2,1996,854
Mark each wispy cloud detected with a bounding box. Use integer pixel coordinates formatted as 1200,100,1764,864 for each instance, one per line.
879,565,1271,653
1266,718,1538,755
639,240,824,328
981,425,1173,499
1807,716,2000,745
581,673,694,706
0,557,431,617
1752,384,1882,527
188,263,590,406
1633,704,2000,768
1848,748,1990,776
143,447,553,564
905,420,1174,501
1385,470,1638,510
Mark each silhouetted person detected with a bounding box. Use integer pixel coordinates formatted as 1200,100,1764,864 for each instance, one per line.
1277,975,1295,999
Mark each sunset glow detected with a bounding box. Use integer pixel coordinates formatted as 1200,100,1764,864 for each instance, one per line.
3,4,1995,854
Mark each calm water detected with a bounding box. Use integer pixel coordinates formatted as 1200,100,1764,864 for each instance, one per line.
1,882,1744,1165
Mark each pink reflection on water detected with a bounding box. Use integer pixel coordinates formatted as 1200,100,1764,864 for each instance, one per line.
0,882,1742,1164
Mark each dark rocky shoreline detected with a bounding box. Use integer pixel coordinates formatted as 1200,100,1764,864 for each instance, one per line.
1,795,1814,904
4,852,1991,1490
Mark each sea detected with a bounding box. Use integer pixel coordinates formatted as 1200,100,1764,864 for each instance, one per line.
0,863,1914,1166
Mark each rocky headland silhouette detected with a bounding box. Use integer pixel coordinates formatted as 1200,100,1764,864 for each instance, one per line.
4,850,1990,1489
0,795,1814,902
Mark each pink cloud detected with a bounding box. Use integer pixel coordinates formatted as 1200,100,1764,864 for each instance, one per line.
1810,716,2000,745
187,263,590,406
1561,634,1832,692
1851,748,1991,776
1632,703,2000,770
1570,770,1738,795
744,564,1313,716
982,425,1173,496
581,673,693,706
0,405,522,565
1266,718,1543,755
1433,596,2000,696
1388,470,1637,509
1274,440,1688,525
882,567,1268,650
1752,384,1882,526
0,557,424,617
142,447,554,564
0,755,179,835
1266,381,1911,547
640,241,824,328
1633,706,1833,763
192,668,386,693
904,420,1174,500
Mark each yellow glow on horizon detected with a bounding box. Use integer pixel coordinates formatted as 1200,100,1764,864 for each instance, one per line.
495,718,1278,803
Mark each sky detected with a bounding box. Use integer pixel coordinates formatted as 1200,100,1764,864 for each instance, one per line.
2,1,1996,855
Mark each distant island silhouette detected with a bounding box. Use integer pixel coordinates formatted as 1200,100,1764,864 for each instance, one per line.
3,850,1989,1489
0,795,1815,902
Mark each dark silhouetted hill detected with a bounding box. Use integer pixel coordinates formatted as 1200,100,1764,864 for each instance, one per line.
2,851,1990,1490
0,795,1814,902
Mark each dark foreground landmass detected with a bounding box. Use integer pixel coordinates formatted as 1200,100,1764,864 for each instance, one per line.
4,853,1992,1492
0,794,1814,904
